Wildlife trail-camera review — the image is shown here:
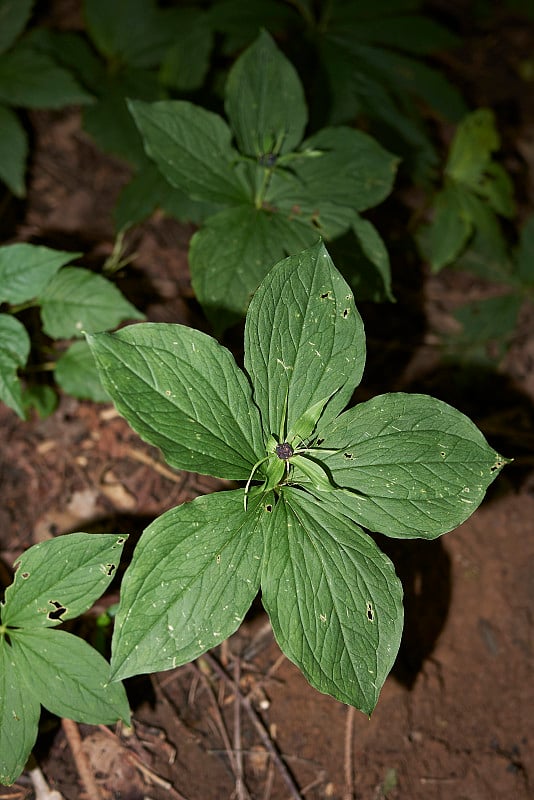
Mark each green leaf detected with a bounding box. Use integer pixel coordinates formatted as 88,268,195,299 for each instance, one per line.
84,0,170,68
0,641,40,786
422,184,472,272
55,340,110,402
129,99,250,205
475,161,515,219
261,488,403,713
86,323,264,480
82,70,162,167
0,46,92,108
208,0,297,54
111,489,267,680
447,294,523,365
517,215,534,285
225,29,307,157
316,393,509,539
446,109,500,188
114,161,219,232
344,14,459,55
244,240,366,441
10,628,129,724
159,9,213,92
2,533,127,628
39,267,144,339
351,214,393,301
189,204,317,332
0,243,78,304
0,313,30,418
0,104,27,196
273,127,398,214
21,384,58,418
0,0,33,55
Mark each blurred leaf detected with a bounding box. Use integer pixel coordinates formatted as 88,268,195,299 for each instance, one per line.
207,0,296,54
516,215,534,285
83,70,163,166
0,313,29,418
0,0,33,55
159,9,214,91
114,161,219,232
189,205,316,332
447,293,523,364
21,384,58,418
446,108,499,187
0,243,78,304
84,0,170,68
0,46,92,107
39,267,144,339
55,340,110,402
0,104,27,196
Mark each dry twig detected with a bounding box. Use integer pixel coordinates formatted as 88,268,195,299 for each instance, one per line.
61,719,103,800
202,652,304,800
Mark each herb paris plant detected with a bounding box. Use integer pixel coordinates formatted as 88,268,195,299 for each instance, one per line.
87,242,507,714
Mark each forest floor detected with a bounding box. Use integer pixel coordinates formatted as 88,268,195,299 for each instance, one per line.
1,3,533,799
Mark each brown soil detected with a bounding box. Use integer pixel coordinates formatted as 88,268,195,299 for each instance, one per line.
1,4,533,799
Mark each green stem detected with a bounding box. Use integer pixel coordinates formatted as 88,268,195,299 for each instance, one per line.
8,300,39,314
254,166,273,210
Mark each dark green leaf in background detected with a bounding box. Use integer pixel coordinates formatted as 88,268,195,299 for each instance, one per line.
225,29,307,157
0,243,78,304
55,340,110,402
517,215,534,284
0,0,33,55
39,267,144,339
0,47,92,108
130,99,250,205
0,313,30,418
0,104,27,196
189,204,317,331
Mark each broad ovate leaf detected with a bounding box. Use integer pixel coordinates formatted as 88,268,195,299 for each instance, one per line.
0,641,40,785
225,29,307,157
40,267,143,338
245,240,365,441
87,323,264,480
316,393,509,539
0,243,78,304
189,204,316,332
129,99,250,206
278,127,398,213
261,488,403,713
10,628,129,724
111,490,269,680
2,533,128,628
